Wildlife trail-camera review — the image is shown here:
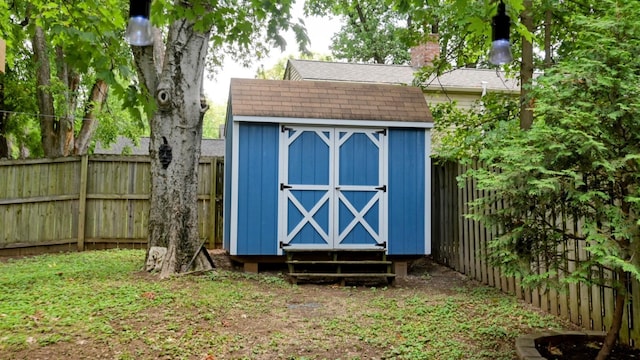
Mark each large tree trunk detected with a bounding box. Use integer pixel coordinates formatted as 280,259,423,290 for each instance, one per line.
0,72,9,159
32,27,76,157
55,46,77,156
596,270,628,360
33,26,62,158
543,7,552,69
133,19,212,278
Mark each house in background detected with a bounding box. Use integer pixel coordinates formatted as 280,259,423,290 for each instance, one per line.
284,42,520,109
94,136,225,157
224,78,433,279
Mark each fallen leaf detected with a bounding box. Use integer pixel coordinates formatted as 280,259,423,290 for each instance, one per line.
29,310,44,323
203,355,215,360
586,341,601,350
547,345,562,356
141,292,156,300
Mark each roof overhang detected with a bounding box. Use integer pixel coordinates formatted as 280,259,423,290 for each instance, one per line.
423,86,519,95
233,115,434,129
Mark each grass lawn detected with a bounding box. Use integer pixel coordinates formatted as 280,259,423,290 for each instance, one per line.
0,249,571,359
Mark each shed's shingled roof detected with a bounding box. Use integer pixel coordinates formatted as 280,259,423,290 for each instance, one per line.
285,59,520,93
230,78,433,123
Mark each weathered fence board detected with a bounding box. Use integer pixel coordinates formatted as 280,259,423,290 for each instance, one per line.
0,155,224,256
431,161,640,348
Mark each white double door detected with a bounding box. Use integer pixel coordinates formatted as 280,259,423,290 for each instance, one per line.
278,126,387,251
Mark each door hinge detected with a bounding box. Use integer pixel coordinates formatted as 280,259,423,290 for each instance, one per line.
280,183,293,191
281,125,292,133
376,129,387,136
375,185,387,192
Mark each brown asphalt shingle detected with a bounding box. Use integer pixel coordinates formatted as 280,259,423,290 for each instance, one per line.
230,78,433,123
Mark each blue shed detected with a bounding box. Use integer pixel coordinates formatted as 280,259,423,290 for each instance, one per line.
224,78,433,263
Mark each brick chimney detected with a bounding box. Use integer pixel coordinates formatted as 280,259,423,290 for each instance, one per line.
410,34,440,68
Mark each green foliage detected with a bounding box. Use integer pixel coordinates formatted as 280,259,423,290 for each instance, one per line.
202,101,226,139
195,0,309,75
442,0,640,292
0,0,144,157
305,0,410,64
431,93,519,163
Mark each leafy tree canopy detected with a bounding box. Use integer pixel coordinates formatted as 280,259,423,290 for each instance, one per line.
435,1,640,357
0,0,145,157
305,0,410,64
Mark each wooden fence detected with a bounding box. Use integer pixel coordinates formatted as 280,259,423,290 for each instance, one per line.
0,155,224,256
431,161,640,347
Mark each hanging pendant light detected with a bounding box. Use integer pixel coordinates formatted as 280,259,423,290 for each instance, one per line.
125,0,153,46
489,1,513,65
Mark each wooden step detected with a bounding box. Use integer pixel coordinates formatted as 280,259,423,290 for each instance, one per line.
283,248,386,253
286,260,391,265
289,273,395,278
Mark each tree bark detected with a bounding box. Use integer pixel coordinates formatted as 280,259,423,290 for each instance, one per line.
133,18,213,278
520,0,534,130
74,79,109,155
595,270,628,360
0,73,9,159
544,7,552,68
33,26,61,157
55,46,77,156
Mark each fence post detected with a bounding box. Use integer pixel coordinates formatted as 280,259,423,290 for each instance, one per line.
209,157,216,249
77,155,89,251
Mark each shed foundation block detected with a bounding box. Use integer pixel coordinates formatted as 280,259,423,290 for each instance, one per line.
393,261,408,279
244,262,259,273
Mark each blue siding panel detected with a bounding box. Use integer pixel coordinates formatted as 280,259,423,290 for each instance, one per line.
338,132,379,186
236,123,279,255
388,129,426,255
288,131,330,185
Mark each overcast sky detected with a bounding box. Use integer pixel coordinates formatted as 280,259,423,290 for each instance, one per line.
203,2,341,104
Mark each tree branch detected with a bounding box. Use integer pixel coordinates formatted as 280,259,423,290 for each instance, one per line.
74,79,109,155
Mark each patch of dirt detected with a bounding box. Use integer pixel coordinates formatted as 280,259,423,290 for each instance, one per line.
536,336,640,359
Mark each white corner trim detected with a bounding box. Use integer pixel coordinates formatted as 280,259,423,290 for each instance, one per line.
229,121,240,256
424,129,432,255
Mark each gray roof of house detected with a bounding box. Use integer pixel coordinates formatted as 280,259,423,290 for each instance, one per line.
285,59,520,93
94,137,225,157
285,59,415,85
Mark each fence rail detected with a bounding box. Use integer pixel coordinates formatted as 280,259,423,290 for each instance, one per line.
431,161,640,347
0,155,224,256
